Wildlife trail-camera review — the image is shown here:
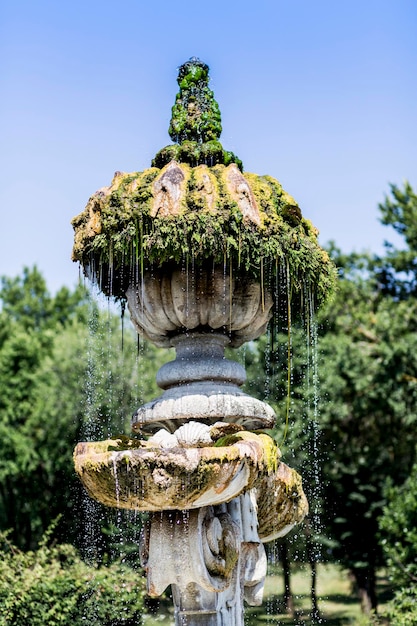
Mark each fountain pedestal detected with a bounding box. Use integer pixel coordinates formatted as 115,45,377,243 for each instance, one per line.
143,496,266,626
132,332,276,434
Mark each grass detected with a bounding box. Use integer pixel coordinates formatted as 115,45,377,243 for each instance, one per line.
142,563,393,625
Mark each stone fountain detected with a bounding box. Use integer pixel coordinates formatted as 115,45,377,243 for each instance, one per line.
71,58,336,625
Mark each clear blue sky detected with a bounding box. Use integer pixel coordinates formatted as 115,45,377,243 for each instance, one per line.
1,0,416,293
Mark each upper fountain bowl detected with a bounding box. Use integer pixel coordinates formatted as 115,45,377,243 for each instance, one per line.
125,264,272,348
71,59,337,310
71,161,336,306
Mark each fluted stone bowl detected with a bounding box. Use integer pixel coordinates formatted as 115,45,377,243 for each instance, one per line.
126,266,272,347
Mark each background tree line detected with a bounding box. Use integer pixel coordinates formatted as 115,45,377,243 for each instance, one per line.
0,182,416,624
242,181,417,622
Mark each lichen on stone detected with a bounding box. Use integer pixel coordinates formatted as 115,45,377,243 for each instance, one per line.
73,434,307,534
72,161,337,304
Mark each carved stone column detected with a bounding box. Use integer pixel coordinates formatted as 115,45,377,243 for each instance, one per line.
142,492,267,626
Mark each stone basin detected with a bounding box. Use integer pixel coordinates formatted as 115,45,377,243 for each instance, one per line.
73,430,308,541
126,266,273,348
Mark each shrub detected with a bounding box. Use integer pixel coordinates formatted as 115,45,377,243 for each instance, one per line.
374,461,417,625
379,461,417,588
377,586,417,625
0,532,146,626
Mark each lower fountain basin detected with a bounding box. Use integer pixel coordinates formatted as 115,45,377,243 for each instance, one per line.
74,431,308,540
74,434,266,511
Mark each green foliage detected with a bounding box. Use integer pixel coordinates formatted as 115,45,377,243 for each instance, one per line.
378,181,417,298
378,459,417,588
0,267,164,550
0,530,145,626
316,244,417,609
0,266,89,331
371,586,417,625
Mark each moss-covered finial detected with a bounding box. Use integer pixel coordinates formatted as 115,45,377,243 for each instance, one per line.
152,57,242,170
168,57,222,144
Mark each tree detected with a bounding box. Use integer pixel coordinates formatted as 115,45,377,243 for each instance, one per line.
317,245,417,612
318,181,417,610
235,179,417,615
0,267,164,550
377,181,417,298
0,267,89,548
379,455,417,588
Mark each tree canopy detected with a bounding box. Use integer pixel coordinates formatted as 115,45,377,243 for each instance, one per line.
0,267,164,550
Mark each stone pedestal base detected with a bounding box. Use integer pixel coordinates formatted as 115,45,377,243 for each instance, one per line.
142,493,267,626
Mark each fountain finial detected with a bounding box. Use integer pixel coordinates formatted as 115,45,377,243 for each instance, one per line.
152,57,243,169
169,57,221,143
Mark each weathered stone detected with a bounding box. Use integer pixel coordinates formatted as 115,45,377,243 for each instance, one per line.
151,161,187,218
132,384,276,434
126,267,273,348
256,462,309,542
225,164,261,226
74,433,268,511
71,157,337,304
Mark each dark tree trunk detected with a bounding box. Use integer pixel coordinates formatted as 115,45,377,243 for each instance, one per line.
310,555,319,621
278,541,294,615
352,567,378,614
305,517,320,622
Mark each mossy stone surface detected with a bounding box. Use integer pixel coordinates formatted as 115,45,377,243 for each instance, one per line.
71,58,337,305
73,432,279,512
72,161,336,303
74,433,308,540
153,57,242,169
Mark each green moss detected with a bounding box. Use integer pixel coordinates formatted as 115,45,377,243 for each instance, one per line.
168,57,222,144
257,434,280,473
72,162,337,304
152,57,243,170
213,431,280,474
153,140,243,171
284,468,304,500
106,435,146,451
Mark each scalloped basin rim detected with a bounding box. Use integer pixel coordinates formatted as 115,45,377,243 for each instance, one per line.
73,435,276,512
74,437,268,468
73,436,309,541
